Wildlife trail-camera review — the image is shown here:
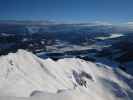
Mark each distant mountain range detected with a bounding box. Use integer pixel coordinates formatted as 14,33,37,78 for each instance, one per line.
0,20,133,77
0,20,57,26
0,20,133,35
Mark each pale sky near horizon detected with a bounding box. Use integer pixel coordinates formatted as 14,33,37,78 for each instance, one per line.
0,0,133,24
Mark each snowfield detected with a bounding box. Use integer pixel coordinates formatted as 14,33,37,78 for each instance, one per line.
95,33,124,40
0,50,132,100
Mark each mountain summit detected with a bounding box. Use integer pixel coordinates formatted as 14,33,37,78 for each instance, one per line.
0,50,132,100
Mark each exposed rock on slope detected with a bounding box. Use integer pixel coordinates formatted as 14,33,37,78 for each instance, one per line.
0,50,132,100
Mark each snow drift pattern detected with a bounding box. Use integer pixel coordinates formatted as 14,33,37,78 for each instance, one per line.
0,50,132,100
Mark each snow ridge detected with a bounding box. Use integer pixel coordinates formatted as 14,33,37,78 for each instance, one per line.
0,50,132,100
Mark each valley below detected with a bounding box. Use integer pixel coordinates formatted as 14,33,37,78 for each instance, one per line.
0,21,133,100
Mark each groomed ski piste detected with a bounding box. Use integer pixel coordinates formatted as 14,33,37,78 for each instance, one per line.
0,50,132,100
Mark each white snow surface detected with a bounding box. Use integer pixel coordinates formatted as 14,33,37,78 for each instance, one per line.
0,50,132,100
96,33,124,40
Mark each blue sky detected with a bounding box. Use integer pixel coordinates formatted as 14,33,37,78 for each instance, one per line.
0,0,133,23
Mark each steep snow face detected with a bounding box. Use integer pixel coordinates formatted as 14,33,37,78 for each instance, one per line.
0,50,132,100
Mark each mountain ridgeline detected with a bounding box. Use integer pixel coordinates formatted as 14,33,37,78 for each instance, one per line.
0,20,133,76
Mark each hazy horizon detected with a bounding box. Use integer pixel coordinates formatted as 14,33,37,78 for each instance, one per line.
0,0,133,24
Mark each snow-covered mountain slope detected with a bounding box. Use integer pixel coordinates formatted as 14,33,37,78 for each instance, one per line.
0,50,132,100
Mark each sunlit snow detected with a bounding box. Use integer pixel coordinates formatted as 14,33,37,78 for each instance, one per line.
0,50,132,100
